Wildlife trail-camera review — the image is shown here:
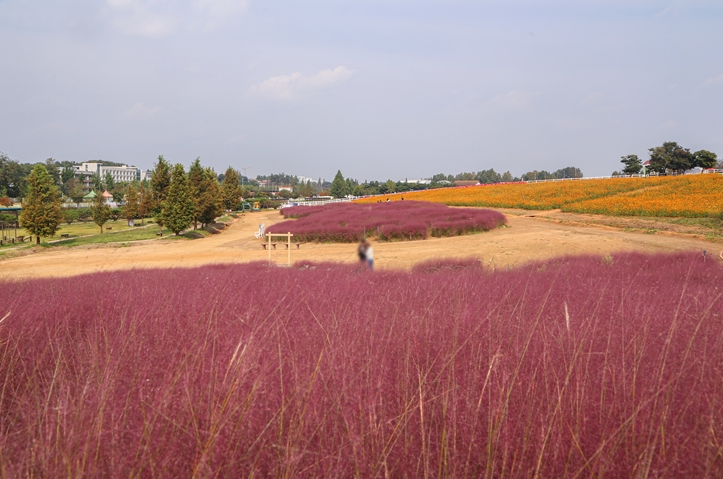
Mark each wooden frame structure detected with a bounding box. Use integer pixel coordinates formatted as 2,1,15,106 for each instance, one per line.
266,232,294,265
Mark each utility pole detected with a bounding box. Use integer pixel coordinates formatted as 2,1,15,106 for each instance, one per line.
242,166,252,186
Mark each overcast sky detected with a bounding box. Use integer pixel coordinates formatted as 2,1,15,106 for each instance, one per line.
1,0,722,180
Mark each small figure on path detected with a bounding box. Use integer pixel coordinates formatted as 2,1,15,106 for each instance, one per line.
365,240,374,271
357,240,368,270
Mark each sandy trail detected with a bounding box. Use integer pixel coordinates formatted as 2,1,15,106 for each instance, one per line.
1,210,720,280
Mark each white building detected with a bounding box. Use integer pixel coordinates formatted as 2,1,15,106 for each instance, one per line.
75,162,141,183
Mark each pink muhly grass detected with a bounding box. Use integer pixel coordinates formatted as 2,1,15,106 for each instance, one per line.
411,257,482,273
1,252,722,477
269,201,506,242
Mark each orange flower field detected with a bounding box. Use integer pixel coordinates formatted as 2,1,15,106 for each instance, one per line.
356,175,723,217
563,175,723,217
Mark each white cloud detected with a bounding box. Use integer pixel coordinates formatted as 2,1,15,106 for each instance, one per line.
702,73,723,86
660,120,680,129
246,66,355,100
123,102,159,119
104,0,248,37
192,0,249,31
105,0,176,37
655,6,674,17
488,90,536,110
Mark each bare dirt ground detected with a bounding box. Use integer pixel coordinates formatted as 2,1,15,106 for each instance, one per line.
1,210,721,280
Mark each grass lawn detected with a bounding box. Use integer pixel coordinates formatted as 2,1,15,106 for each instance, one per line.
43,226,174,247
1,217,223,255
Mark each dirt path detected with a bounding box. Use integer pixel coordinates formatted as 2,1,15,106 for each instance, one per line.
1,210,721,280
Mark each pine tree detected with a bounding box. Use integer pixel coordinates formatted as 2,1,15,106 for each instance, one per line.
188,158,204,229
122,184,139,225
91,189,111,233
161,164,195,235
19,164,63,244
221,167,242,211
137,184,152,225
198,167,223,227
150,155,172,232
330,170,349,198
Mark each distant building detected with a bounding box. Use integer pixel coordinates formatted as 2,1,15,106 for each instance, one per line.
278,185,293,192
76,163,141,183
405,179,432,185
453,180,479,187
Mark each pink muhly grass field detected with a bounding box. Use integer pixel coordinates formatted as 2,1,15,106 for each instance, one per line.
267,201,507,242
2,252,723,477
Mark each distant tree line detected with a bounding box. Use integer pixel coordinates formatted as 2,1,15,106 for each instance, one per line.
7,155,259,244
325,166,585,198
617,142,719,176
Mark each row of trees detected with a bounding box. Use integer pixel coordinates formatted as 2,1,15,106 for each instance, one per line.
620,142,719,175
327,166,585,198
17,157,248,243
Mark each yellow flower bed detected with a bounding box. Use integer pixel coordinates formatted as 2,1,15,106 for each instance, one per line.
359,177,668,210
356,175,723,217
563,175,723,217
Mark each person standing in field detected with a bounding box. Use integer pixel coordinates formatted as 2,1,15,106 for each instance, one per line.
357,239,367,270
365,240,374,271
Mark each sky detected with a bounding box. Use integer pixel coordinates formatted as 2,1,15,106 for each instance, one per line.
1,0,722,181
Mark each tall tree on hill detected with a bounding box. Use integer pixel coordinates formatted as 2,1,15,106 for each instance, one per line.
693,150,717,169
0,153,26,198
122,184,139,226
60,165,76,186
221,167,242,211
150,155,172,232
161,164,195,235
188,158,204,229
137,184,152,225
91,189,112,234
90,172,103,191
648,142,693,174
44,158,60,186
198,167,223,227
19,164,63,244
330,170,349,198
64,177,85,203
620,155,642,175
104,172,115,193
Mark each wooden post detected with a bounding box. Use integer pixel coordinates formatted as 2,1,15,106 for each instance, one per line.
268,233,271,262
287,232,291,266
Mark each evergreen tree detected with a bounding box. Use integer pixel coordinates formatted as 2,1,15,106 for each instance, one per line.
44,158,61,185
221,167,242,210
137,184,152,225
104,172,115,192
161,163,195,235
19,164,63,244
198,167,223,226
693,150,717,169
620,155,642,175
64,177,85,203
91,189,111,233
330,170,349,198
122,184,139,225
91,173,103,191
150,155,172,232
188,158,204,229
648,142,693,174
60,165,76,185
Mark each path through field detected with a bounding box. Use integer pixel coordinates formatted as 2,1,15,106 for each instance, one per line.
1,210,720,280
